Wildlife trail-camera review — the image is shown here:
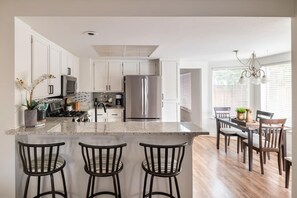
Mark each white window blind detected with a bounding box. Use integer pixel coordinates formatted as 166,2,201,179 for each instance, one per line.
180,73,191,110
212,68,249,116
261,63,292,127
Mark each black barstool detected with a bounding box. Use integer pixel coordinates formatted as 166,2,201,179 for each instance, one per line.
79,142,127,198
139,142,187,198
18,141,67,198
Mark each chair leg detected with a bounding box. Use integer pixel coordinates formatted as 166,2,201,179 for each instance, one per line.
259,152,264,175
228,136,231,146
264,152,266,164
169,177,173,197
91,175,95,196
112,175,118,197
37,176,41,196
86,175,92,198
174,176,180,198
50,174,56,198
225,136,227,153
149,175,154,198
285,160,291,188
243,144,246,163
278,152,282,175
24,175,31,198
217,133,220,150
61,169,67,197
116,174,122,198
237,136,240,154
143,172,148,198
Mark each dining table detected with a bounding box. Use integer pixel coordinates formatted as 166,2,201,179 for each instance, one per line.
216,117,287,172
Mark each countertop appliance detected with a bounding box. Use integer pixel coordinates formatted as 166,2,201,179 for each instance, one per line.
46,100,89,122
124,75,161,121
61,75,77,97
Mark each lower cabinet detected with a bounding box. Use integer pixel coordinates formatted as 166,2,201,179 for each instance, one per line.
89,108,123,122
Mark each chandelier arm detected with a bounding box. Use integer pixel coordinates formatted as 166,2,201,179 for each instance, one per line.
235,51,251,66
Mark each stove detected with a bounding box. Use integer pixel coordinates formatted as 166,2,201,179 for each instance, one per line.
46,100,90,122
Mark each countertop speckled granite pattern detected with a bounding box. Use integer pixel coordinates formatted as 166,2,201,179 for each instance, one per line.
6,118,209,136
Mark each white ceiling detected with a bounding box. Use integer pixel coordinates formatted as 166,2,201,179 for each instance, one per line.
19,17,291,61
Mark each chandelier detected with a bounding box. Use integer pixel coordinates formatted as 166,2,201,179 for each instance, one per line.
233,50,267,85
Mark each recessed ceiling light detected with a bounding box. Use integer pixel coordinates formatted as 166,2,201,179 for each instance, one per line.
82,31,98,36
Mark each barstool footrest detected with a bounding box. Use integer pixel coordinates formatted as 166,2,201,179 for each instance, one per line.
90,190,117,198
33,191,67,198
144,191,175,198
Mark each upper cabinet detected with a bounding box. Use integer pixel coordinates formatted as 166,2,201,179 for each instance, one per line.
122,60,157,75
161,60,179,101
93,61,123,92
49,45,61,96
61,50,79,77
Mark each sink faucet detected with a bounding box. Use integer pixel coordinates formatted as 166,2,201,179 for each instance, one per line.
94,99,106,122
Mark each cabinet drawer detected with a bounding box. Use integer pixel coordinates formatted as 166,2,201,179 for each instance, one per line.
97,113,107,118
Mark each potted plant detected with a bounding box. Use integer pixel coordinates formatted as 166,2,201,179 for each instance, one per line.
236,107,246,120
16,74,55,127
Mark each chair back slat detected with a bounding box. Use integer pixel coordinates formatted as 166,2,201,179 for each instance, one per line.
214,107,231,128
18,142,65,175
79,142,126,176
256,110,274,121
259,118,286,150
140,142,187,176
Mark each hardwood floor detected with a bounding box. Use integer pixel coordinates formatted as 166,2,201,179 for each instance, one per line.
193,136,291,198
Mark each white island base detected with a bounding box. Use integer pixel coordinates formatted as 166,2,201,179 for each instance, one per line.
8,121,209,198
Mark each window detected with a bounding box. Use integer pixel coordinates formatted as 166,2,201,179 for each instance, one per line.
261,63,292,127
212,68,249,116
180,73,191,110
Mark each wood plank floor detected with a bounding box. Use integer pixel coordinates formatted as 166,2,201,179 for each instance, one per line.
193,136,291,198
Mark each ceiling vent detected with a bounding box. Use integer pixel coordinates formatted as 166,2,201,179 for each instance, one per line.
93,45,158,57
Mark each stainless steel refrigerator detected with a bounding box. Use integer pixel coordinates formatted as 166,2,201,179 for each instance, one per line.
124,75,161,121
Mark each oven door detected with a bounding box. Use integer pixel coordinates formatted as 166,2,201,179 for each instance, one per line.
61,75,77,96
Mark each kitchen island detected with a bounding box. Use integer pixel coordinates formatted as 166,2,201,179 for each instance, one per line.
7,119,209,198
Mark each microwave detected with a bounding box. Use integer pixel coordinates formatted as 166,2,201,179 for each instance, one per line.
61,75,77,97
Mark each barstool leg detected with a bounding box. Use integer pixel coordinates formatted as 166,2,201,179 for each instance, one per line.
86,175,92,198
116,174,122,198
169,177,173,197
60,169,67,197
148,175,154,198
37,176,41,196
50,174,56,198
91,175,95,196
174,176,180,198
112,175,118,197
142,172,148,198
24,175,31,198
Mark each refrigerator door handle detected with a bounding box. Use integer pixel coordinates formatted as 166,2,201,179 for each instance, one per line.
144,76,148,117
142,77,145,116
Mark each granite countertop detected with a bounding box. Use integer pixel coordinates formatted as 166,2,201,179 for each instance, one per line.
6,118,209,136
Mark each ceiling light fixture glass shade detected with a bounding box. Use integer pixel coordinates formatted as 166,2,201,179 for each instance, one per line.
234,50,267,85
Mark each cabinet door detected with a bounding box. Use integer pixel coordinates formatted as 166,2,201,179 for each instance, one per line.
139,61,156,75
161,61,179,100
49,45,61,96
123,62,139,75
108,62,123,92
31,36,49,98
161,101,179,122
61,50,69,75
94,61,108,92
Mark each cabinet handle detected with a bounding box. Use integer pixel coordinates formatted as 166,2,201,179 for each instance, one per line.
162,93,164,100
48,85,51,94
106,85,108,91
109,85,111,90
51,85,54,94
162,102,163,108
111,114,118,116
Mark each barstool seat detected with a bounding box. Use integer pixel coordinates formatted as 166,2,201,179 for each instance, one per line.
79,142,127,198
18,141,67,198
139,142,187,198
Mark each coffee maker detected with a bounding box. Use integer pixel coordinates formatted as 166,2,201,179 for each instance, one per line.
115,94,123,108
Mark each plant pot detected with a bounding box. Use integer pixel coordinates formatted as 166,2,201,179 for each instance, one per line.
37,110,46,122
237,112,245,120
24,109,37,127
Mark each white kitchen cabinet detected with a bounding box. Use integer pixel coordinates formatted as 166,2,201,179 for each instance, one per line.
32,35,62,98
79,58,93,92
31,35,49,98
61,50,71,75
122,62,139,75
139,61,156,75
89,108,123,122
161,101,180,122
93,61,123,92
49,45,61,96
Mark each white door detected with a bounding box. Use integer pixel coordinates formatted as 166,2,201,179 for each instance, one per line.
123,62,139,75
49,45,61,96
31,36,49,98
94,61,108,92
162,61,179,100
108,62,123,92
139,61,156,75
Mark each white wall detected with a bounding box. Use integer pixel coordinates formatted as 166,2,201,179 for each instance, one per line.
0,0,296,197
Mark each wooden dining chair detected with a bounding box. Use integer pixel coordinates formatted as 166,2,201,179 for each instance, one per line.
214,107,243,153
256,110,274,121
243,118,286,175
